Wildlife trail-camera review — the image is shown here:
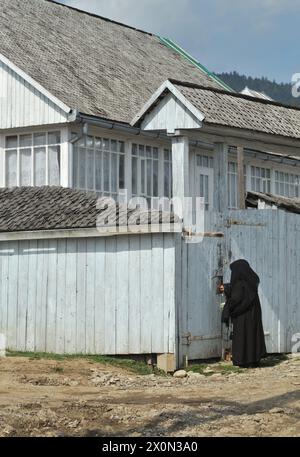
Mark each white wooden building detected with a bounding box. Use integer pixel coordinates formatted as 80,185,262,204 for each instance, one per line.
0,0,300,370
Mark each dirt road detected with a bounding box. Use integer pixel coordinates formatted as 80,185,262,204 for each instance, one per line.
0,354,299,437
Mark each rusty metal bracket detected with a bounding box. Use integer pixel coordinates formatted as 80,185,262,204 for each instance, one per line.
225,218,267,228
181,332,222,346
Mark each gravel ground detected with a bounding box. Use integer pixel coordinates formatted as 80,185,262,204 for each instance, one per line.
0,354,299,437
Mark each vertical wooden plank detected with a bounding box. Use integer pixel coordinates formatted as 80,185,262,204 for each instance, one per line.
26,240,38,351
116,236,129,354
151,234,164,353
65,239,77,353
76,239,86,354
164,234,176,355
104,237,117,354
46,239,58,352
56,239,66,354
94,238,106,354
128,235,141,354
86,238,96,354
140,235,152,353
17,240,29,351
7,242,19,349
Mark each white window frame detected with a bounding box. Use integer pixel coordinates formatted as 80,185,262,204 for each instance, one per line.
4,130,61,187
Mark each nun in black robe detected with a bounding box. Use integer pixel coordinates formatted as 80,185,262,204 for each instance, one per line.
221,260,267,367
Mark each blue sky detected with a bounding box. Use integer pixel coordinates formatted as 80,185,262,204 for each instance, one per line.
58,0,300,83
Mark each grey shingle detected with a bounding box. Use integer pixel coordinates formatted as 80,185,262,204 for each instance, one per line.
0,187,180,233
174,82,300,140
0,0,221,123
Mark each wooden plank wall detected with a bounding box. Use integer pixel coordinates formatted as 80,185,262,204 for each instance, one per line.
226,209,300,354
178,209,300,362
0,234,176,355
0,60,68,129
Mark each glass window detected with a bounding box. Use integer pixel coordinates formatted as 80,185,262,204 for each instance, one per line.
251,166,271,193
5,131,61,187
131,143,163,199
275,171,300,198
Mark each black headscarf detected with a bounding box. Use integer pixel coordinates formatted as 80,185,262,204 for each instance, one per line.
230,259,260,291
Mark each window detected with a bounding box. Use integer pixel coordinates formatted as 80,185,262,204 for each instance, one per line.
73,136,125,198
5,132,61,187
196,154,213,169
163,149,172,198
132,144,160,199
228,162,238,209
275,171,300,198
251,166,271,193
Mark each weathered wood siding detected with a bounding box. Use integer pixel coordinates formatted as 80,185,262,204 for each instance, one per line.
0,234,176,355
0,60,68,129
141,93,202,133
225,209,300,355
178,209,300,363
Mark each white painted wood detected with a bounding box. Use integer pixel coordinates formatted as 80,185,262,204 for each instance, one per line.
171,136,189,222
213,143,228,211
0,234,177,357
0,60,69,129
141,93,202,134
131,79,204,128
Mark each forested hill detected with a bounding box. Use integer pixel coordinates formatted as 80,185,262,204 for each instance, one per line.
216,71,300,108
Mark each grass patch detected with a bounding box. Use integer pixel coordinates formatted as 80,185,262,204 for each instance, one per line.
6,350,166,376
186,362,245,376
260,354,289,367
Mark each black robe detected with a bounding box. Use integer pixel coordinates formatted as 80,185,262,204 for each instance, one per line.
221,261,267,367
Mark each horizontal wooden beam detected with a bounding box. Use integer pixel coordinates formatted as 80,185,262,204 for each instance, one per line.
174,127,300,158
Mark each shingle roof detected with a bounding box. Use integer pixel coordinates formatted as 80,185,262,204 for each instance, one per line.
173,81,300,140
0,0,222,123
246,191,300,214
0,187,179,233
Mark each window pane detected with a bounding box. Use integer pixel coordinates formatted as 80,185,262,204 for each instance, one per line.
6,150,18,187
132,157,137,195
48,146,60,186
95,151,102,191
104,151,110,192
34,133,47,146
86,136,94,148
147,159,152,196
20,134,32,148
103,139,110,151
111,140,117,152
132,144,137,156
20,149,32,186
118,141,125,154
95,137,102,149
111,153,118,193
73,146,79,187
48,131,61,145
164,161,170,197
119,154,125,189
79,148,86,189
34,147,46,185
6,136,18,149
139,145,145,157
87,150,94,190
153,160,158,197
141,159,146,194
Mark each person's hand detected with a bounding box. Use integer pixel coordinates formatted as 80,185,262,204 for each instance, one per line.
219,284,225,294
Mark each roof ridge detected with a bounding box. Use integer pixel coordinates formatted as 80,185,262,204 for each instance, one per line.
168,79,300,112
45,0,154,36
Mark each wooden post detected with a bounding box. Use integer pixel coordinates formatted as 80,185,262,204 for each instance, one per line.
237,146,246,209
213,142,228,212
171,136,189,222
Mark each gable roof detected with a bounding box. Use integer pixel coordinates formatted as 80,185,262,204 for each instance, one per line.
133,79,300,141
0,0,226,124
0,187,179,233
